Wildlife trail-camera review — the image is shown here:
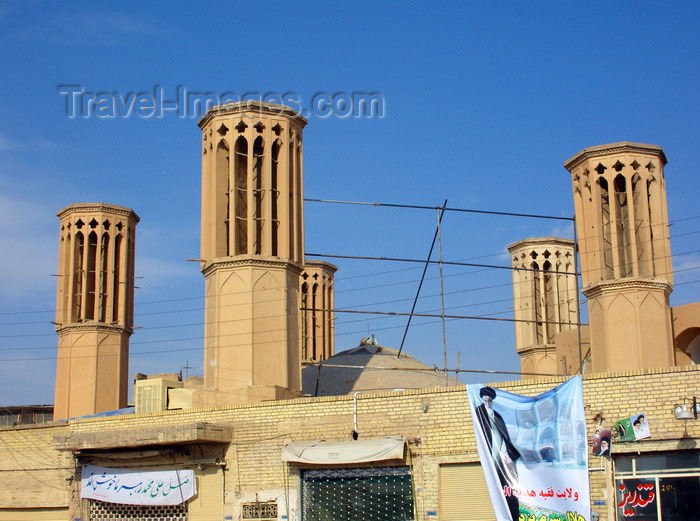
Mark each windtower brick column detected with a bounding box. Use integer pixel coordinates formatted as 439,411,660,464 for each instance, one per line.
300,260,338,364
508,238,578,376
197,101,307,405
54,203,138,420
564,142,674,372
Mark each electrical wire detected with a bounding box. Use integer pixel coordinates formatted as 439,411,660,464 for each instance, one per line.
304,198,574,221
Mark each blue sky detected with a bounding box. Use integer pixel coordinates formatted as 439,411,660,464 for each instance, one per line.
1,1,698,405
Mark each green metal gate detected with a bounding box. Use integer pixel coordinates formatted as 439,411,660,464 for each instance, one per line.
301,466,414,521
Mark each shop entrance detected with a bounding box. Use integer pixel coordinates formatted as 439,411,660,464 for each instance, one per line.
301,466,414,521
614,451,700,520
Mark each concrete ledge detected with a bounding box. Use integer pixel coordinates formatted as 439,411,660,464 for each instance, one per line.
54,422,231,451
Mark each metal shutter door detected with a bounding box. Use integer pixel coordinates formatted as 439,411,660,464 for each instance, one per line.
439,463,495,521
188,467,224,521
301,467,414,521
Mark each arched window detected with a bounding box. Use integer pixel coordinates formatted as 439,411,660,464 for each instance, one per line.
543,261,555,342
647,178,657,276
614,174,632,277
62,233,71,321
271,140,280,257
598,178,614,279
113,234,122,323
532,262,543,344
301,282,309,360
216,141,230,257
631,173,651,276
86,231,98,320
99,233,110,322
234,137,248,255
288,139,295,258
312,283,319,360
73,232,84,321
295,143,302,260
253,137,264,255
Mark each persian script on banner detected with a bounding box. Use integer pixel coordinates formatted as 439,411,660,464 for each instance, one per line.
81,464,197,506
468,377,591,521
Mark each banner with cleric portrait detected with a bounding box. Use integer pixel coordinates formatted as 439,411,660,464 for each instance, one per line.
468,377,590,521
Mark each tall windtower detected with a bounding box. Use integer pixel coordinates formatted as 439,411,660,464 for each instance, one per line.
564,142,674,372
508,238,578,376
197,101,306,405
54,203,138,420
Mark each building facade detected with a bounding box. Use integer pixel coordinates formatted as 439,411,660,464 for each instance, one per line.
1,366,699,520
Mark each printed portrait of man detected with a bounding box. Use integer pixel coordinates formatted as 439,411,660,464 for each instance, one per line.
631,413,651,440
475,386,521,521
593,428,612,456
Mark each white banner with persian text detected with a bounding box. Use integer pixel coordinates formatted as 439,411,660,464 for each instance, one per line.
81,464,197,505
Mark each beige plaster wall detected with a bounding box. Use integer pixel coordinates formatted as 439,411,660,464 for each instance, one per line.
586,282,674,373
199,259,302,404
671,301,700,364
554,326,590,375
54,329,129,420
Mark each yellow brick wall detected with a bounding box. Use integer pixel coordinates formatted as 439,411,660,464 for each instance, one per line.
1,364,698,521
0,422,71,508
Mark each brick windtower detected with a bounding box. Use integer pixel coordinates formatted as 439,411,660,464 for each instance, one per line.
508,238,578,375
196,101,307,405
54,203,138,420
565,143,674,372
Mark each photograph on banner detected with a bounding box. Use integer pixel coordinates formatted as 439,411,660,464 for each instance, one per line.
468,377,590,521
616,413,651,442
81,464,197,506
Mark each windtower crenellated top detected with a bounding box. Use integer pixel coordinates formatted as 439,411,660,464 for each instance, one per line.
57,202,140,222
564,142,667,171
197,100,308,130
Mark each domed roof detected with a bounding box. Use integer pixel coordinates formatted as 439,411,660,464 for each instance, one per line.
301,336,461,397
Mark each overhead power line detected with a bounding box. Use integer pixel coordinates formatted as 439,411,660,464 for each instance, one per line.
304,198,574,221
306,252,579,277
303,362,559,378
303,307,588,327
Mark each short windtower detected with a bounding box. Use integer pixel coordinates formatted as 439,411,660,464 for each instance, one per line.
565,142,674,372
301,260,338,364
508,238,578,376
54,203,138,420
197,101,307,405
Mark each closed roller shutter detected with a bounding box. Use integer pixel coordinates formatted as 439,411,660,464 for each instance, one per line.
0,508,68,521
439,463,495,521
188,466,224,521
